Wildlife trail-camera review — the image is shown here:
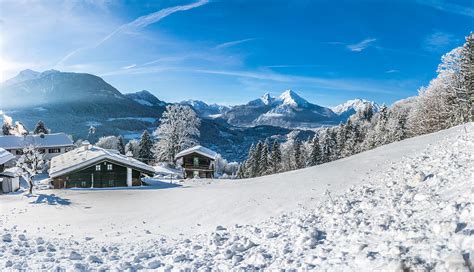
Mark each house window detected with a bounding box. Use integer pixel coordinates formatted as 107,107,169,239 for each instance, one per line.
15,150,23,155
193,157,199,167
107,164,113,171
95,165,101,171
81,181,87,187
38,149,46,154
193,171,199,178
48,148,61,153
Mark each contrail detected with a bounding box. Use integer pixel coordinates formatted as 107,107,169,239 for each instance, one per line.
56,0,209,67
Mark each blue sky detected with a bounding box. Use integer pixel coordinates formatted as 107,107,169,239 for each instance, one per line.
0,0,472,106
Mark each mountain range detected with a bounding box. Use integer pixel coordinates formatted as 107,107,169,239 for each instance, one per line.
0,69,378,161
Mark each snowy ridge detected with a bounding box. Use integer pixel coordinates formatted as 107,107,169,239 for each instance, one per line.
331,98,380,115
223,90,338,128
0,123,472,270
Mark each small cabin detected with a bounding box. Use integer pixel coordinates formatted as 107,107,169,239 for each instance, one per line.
175,145,217,179
49,143,155,189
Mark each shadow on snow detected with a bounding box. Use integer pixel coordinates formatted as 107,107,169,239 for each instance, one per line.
28,194,71,206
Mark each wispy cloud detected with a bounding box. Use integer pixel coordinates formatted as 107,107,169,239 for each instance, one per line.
215,38,258,49
264,64,326,69
347,38,377,52
422,31,454,52
417,0,474,17
122,64,136,69
102,64,404,95
56,0,209,66
385,69,399,74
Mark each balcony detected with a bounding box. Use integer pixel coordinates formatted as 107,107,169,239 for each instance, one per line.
183,164,213,171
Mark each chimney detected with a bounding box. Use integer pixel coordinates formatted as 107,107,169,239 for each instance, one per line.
81,140,91,151
126,151,133,158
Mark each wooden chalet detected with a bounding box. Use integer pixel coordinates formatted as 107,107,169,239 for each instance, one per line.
49,142,155,189
175,145,217,179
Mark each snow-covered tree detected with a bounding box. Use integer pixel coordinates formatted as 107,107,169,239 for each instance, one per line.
138,130,154,164
293,139,304,169
117,136,126,155
236,163,245,179
96,136,119,150
308,134,322,166
33,120,49,134
270,139,282,174
154,105,201,163
2,123,11,135
259,140,270,175
87,126,97,143
16,145,45,195
125,139,140,159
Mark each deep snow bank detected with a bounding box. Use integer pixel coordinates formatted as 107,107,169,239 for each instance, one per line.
0,123,472,270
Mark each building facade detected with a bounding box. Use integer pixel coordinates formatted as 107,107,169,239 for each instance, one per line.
175,145,217,179
0,133,74,165
50,143,155,189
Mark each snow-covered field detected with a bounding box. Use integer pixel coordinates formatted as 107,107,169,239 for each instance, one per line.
0,123,472,270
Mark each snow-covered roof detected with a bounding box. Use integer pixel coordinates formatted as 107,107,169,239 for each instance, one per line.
49,145,155,178
0,133,74,150
175,145,218,160
0,148,14,165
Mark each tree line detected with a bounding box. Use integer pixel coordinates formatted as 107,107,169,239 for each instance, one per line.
238,33,473,179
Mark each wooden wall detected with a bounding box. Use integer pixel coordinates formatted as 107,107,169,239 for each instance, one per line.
53,160,145,189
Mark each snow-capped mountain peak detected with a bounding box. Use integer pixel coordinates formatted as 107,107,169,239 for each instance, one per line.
331,98,380,115
260,92,275,105
2,69,41,86
278,90,308,107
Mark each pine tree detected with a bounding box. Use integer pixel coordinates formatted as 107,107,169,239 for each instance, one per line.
259,140,270,176
320,130,332,163
126,140,134,155
117,135,126,155
308,134,322,166
244,144,256,177
138,130,154,164
334,123,346,159
293,139,304,169
461,33,474,121
236,163,245,179
253,141,264,176
2,123,11,135
270,140,282,174
341,120,355,157
33,120,49,134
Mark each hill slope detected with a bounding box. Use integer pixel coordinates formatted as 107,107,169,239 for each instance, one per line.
1,123,472,270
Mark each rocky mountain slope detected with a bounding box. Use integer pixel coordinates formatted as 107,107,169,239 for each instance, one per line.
221,90,339,128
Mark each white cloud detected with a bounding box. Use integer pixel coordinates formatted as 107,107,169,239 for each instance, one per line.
416,0,474,17
385,69,399,74
423,31,454,52
122,64,137,70
347,38,377,52
57,0,209,66
215,38,258,49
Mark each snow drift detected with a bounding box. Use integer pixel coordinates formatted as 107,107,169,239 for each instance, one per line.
0,123,472,270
